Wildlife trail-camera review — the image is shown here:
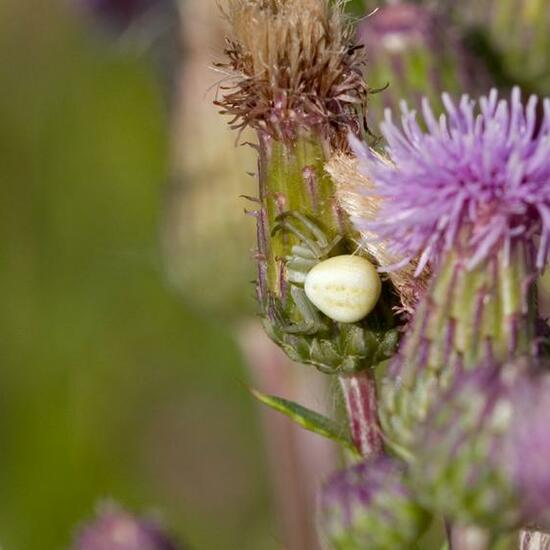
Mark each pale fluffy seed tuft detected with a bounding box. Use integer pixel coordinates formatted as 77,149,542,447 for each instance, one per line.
327,152,430,313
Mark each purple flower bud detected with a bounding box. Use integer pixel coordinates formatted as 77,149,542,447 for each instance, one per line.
411,359,550,530
321,457,429,549
507,373,550,529
359,3,444,77
359,4,433,47
74,502,179,550
356,4,485,125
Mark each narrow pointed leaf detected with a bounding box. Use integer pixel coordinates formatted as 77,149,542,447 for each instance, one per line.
250,388,358,454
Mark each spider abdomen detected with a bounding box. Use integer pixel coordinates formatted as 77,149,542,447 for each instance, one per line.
304,255,381,323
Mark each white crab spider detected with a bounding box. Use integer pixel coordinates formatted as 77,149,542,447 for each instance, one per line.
272,212,381,329
304,255,381,323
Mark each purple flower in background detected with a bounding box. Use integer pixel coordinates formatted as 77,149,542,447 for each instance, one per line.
321,456,429,549
74,502,180,550
323,457,405,522
507,374,550,528
351,88,550,274
77,0,158,29
358,4,435,53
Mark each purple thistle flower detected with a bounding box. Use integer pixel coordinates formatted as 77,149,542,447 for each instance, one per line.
351,87,550,274
74,502,180,550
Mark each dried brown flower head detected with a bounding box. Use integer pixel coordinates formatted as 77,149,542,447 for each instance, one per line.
215,0,369,148
327,152,429,314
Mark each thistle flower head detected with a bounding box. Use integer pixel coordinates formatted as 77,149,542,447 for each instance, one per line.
411,358,550,529
74,502,179,550
321,456,429,549
410,360,522,527
507,372,550,528
216,0,368,147
351,88,550,274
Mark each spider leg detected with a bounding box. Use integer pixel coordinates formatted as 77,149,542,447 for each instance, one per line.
283,247,318,285
272,218,324,257
286,255,318,272
287,260,317,284
325,234,343,255
280,286,327,335
286,270,307,285
279,211,330,249
291,244,317,260
270,211,344,332
276,211,343,258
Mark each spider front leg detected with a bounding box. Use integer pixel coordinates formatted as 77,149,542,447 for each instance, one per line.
286,253,318,284
272,211,342,260
279,286,327,335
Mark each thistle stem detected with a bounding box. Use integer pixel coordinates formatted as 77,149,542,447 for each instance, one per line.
519,529,550,550
339,372,383,458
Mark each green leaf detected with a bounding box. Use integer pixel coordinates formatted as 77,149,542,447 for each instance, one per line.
339,0,366,17
250,388,359,454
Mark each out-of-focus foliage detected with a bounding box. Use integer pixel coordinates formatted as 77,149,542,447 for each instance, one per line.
455,0,550,96
0,2,274,549
162,0,258,322
358,3,488,128
360,0,550,101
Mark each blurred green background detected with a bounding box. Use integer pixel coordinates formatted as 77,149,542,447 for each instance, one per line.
0,1,275,548
2,0,550,549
